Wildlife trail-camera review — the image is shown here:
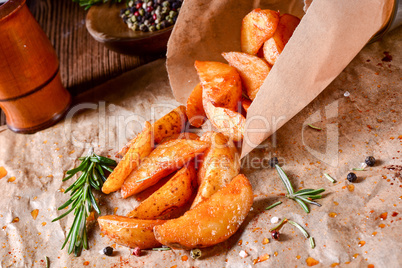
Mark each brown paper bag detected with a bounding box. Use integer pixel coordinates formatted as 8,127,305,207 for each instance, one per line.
166,0,394,158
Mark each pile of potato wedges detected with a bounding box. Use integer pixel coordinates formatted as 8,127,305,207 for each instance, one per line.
98,8,300,252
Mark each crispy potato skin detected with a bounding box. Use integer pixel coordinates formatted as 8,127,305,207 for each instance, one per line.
159,132,199,144
191,132,240,208
241,98,252,112
222,52,271,101
121,139,209,198
102,122,152,194
153,105,188,144
186,83,206,127
154,174,254,250
204,101,246,142
98,215,165,249
241,9,280,55
116,106,187,157
127,163,196,219
263,14,300,65
195,61,242,112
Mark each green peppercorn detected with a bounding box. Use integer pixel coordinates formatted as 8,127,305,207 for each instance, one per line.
156,23,161,30
138,8,145,16
169,10,177,17
125,10,130,15
167,18,174,24
130,16,136,23
128,1,134,7
149,25,156,31
162,1,170,8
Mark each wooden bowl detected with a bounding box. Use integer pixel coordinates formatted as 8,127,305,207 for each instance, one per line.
86,3,173,56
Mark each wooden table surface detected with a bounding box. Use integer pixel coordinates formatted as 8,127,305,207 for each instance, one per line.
0,0,159,126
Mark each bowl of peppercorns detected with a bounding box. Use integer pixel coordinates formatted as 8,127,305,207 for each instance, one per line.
86,0,182,56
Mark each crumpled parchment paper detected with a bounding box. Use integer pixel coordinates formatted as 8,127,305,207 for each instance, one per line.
0,20,401,268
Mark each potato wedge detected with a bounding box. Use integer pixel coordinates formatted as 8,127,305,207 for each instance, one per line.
186,83,206,127
263,13,300,65
195,61,242,112
121,139,209,198
241,98,252,112
115,106,187,157
191,132,240,208
241,9,280,55
154,174,254,249
102,121,152,194
204,101,246,142
159,132,199,144
98,215,165,249
153,105,187,144
222,52,271,101
127,163,196,219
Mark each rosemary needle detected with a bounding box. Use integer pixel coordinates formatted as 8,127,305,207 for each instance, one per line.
324,173,336,183
310,237,316,249
265,201,282,210
52,147,116,256
288,220,309,238
307,124,322,130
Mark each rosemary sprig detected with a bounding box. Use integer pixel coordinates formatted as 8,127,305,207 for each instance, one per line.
52,147,116,256
72,0,125,10
275,165,325,213
309,237,315,249
152,247,171,251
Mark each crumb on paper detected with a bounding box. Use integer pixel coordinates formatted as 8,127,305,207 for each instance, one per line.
344,91,350,97
271,217,279,224
239,250,248,258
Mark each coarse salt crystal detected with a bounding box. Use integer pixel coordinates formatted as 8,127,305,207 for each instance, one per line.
239,250,248,258
344,91,350,97
271,217,279,224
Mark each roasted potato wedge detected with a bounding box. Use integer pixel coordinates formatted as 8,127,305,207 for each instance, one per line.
154,174,254,249
127,163,196,219
159,132,199,144
204,101,246,142
153,105,187,144
222,52,271,101
191,132,240,208
98,215,165,249
241,9,280,55
116,106,187,157
241,98,252,112
186,83,206,127
121,139,209,198
195,61,242,112
102,121,152,194
263,13,300,65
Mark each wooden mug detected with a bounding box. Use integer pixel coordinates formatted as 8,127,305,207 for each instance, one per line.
0,0,71,134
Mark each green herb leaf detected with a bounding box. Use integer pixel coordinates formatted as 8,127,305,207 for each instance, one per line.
352,168,366,171
295,198,310,213
307,124,322,130
293,188,325,197
288,220,309,238
265,201,282,210
296,196,322,207
275,165,294,194
309,237,315,249
323,173,336,183
53,148,116,256
152,247,171,251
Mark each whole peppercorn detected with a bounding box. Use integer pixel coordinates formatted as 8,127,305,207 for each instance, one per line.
132,247,141,256
103,246,114,256
271,230,280,240
365,156,376,167
269,157,279,168
347,172,357,183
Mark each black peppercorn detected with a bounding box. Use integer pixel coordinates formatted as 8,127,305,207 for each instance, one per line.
103,246,114,256
347,172,357,183
365,156,376,167
269,157,279,168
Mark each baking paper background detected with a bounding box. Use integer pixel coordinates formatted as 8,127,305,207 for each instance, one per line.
0,20,401,267
166,0,394,157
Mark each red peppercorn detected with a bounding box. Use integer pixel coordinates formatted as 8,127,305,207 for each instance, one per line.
136,3,142,9
271,230,280,240
134,11,140,16
132,247,141,256
146,6,153,12
153,13,157,20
